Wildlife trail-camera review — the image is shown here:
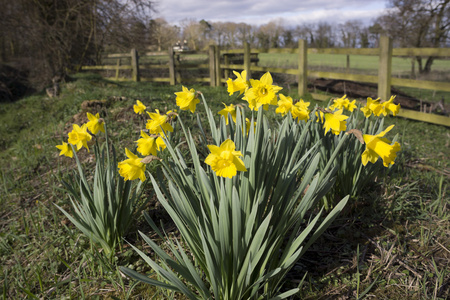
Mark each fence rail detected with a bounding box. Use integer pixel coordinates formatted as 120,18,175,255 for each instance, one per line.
80,37,450,126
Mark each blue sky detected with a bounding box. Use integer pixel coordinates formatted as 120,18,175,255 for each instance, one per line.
154,0,388,26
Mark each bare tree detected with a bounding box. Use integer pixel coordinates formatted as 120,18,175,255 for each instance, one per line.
339,21,363,48
210,22,227,47
180,19,204,50
0,0,155,90
282,28,297,48
149,18,180,51
314,22,336,48
376,0,450,73
257,20,285,48
368,22,384,47
236,23,256,48
223,22,239,48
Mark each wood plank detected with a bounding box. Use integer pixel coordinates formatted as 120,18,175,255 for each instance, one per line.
221,49,245,54
244,42,251,79
311,93,332,102
177,63,209,69
311,93,450,126
104,77,131,81
82,65,132,70
396,109,450,126
140,64,169,69
140,77,171,82
250,66,298,75
264,48,299,54
105,53,131,58
215,45,221,86
220,64,244,70
378,36,392,101
308,48,380,56
168,47,176,85
391,78,450,92
131,48,140,82
298,40,307,97
143,51,169,56
393,48,450,57
115,59,120,80
179,77,211,83
308,71,378,84
209,45,216,87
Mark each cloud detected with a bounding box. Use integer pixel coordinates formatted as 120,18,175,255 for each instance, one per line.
155,0,387,26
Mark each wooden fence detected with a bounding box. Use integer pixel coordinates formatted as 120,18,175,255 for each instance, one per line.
81,36,450,126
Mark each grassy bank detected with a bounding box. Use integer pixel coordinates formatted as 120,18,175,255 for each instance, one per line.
0,73,448,299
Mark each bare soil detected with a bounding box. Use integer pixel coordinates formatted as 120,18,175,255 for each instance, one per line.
310,78,450,115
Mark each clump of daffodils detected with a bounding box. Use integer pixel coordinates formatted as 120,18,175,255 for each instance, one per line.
57,73,402,182
360,96,400,118
117,71,404,299
118,104,174,182
56,112,103,156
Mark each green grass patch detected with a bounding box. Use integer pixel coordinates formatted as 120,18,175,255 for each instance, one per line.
0,73,448,299
259,53,450,74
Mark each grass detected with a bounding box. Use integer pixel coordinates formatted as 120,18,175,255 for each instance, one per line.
0,73,449,299
259,53,450,75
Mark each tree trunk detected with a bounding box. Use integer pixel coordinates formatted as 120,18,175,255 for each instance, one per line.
423,56,435,74
416,56,423,73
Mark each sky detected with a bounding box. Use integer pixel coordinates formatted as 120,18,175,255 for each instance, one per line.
154,0,389,27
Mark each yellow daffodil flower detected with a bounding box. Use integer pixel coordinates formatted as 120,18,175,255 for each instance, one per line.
346,99,357,112
329,95,357,112
381,96,400,116
295,99,310,111
243,72,282,111
133,100,147,114
68,124,92,151
226,70,248,95
329,95,348,111
205,139,247,178
118,148,146,182
315,110,325,123
361,125,401,167
276,94,293,116
175,86,200,113
291,99,310,122
218,103,236,124
135,131,166,156
323,109,349,135
56,141,74,158
146,109,174,135
361,97,382,118
86,112,105,135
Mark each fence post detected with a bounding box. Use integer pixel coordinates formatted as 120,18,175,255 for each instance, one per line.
410,57,416,79
346,55,350,73
224,54,230,80
209,45,216,87
131,48,140,82
378,36,392,100
115,59,121,80
215,45,221,86
297,39,307,97
244,42,251,80
168,47,176,85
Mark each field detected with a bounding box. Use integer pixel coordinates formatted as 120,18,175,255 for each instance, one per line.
259,53,450,75
0,73,449,299
103,50,450,105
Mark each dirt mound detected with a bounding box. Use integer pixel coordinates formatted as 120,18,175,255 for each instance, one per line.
311,78,448,114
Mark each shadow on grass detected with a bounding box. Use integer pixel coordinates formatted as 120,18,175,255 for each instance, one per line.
288,155,449,299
